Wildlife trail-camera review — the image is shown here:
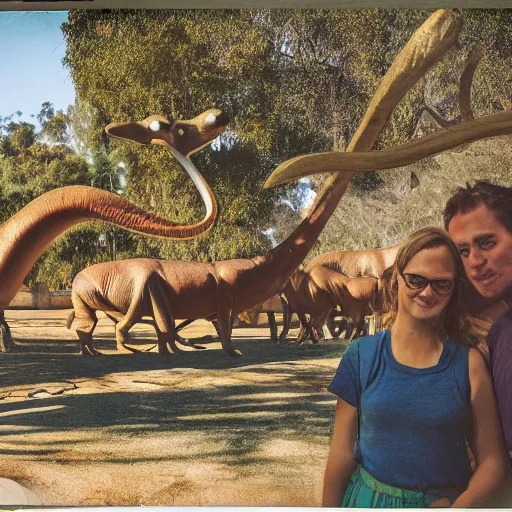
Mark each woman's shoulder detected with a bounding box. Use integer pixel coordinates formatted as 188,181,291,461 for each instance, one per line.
341,331,388,362
444,339,471,368
357,329,389,350
358,329,389,343
347,330,389,364
467,345,489,372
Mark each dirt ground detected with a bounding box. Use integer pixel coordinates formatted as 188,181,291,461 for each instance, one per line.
0,309,349,507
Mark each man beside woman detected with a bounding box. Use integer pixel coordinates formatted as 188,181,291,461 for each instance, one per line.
323,202,512,508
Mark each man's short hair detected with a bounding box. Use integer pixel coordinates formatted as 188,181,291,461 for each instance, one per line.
443,180,512,234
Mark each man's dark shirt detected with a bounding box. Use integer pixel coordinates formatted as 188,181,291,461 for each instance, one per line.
487,307,512,450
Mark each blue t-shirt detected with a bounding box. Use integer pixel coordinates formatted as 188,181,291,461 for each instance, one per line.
487,307,512,450
328,329,472,493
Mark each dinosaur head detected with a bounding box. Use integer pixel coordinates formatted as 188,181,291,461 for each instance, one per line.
105,108,229,157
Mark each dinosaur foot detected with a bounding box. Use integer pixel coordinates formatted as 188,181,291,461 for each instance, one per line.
180,340,207,350
175,336,206,350
116,343,143,354
81,345,103,357
0,324,17,353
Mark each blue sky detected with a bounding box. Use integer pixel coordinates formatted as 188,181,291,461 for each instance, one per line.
0,11,75,124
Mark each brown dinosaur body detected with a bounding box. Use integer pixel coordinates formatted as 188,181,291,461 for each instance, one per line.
279,245,398,341
69,260,290,355
280,268,384,343
65,9,512,358
304,244,400,279
0,109,228,351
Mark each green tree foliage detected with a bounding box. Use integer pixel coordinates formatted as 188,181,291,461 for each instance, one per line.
62,9,284,261
307,9,512,257
0,105,118,290
61,9,512,264
1,10,506,292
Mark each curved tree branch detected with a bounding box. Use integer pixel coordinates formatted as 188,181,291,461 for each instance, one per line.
264,110,512,187
459,44,484,121
422,104,459,128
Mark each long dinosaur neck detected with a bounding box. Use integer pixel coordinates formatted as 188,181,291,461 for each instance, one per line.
252,172,353,292
0,185,215,308
249,9,460,300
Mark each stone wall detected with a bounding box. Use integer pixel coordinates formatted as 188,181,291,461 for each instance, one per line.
7,285,72,310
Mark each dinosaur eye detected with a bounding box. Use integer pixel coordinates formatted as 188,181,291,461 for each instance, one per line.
148,120,161,132
204,113,217,127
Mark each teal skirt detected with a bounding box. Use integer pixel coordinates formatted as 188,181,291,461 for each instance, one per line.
341,466,462,508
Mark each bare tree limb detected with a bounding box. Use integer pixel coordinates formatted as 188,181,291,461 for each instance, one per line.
422,104,459,128
264,110,512,187
459,44,484,121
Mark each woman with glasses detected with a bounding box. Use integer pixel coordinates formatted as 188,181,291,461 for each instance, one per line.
322,227,508,508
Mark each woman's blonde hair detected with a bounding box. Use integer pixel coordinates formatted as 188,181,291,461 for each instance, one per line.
381,226,482,346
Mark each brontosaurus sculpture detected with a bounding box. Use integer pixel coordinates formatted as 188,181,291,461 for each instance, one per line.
0,108,228,351
279,244,399,341
65,10,508,359
280,268,385,343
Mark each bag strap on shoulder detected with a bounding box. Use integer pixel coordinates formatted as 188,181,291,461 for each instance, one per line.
356,339,363,465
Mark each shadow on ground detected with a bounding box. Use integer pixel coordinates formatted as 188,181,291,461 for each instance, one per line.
1,311,349,467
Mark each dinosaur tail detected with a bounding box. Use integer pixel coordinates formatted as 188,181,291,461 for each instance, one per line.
66,310,75,329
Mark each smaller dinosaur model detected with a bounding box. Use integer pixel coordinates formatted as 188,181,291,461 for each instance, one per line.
279,245,399,341
280,268,386,343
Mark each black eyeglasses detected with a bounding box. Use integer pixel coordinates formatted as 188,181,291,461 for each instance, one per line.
401,273,455,296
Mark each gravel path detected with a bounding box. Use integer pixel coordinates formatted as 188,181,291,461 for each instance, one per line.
0,309,348,507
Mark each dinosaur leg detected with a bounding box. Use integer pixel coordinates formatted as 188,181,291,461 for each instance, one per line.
278,296,290,343
0,310,16,352
175,336,206,350
172,318,206,349
175,315,218,347
216,304,242,357
310,326,321,343
165,324,182,355
211,319,221,337
70,294,102,356
311,309,332,344
348,317,364,342
106,313,161,352
104,313,141,352
310,321,324,343
327,310,342,339
295,312,310,344
114,286,147,354
145,274,180,357
104,312,119,325
268,312,277,343
76,331,97,356
175,318,196,332
74,310,101,356
154,323,181,356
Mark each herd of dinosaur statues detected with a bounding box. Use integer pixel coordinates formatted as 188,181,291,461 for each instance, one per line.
2,9,511,358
